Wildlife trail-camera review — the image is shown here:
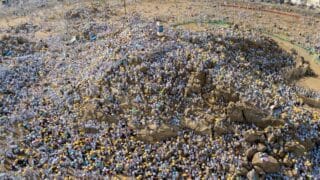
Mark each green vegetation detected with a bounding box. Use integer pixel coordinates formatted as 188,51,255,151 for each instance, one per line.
172,19,231,28
266,33,320,64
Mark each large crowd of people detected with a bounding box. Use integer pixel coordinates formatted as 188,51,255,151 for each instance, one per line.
1,4,320,179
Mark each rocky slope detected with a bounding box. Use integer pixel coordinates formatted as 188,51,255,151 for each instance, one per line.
0,3,320,179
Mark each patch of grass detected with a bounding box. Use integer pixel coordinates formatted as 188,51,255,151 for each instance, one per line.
264,32,320,64
172,19,231,28
267,33,320,57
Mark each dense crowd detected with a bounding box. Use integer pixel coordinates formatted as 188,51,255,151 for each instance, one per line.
1,12,320,179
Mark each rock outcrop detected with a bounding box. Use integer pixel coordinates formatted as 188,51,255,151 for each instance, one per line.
252,152,280,173
227,102,284,128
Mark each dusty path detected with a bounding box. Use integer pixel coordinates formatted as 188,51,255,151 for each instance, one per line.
268,34,320,91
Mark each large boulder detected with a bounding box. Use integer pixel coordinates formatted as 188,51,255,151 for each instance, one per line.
284,141,306,156
227,102,284,128
243,130,264,143
252,152,280,173
136,124,178,142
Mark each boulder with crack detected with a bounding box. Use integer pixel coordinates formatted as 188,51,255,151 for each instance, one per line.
227,102,284,128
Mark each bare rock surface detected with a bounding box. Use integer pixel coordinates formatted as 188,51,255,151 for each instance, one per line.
252,152,280,173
